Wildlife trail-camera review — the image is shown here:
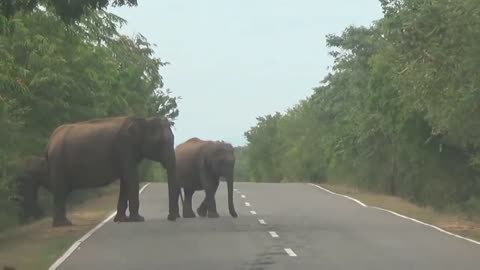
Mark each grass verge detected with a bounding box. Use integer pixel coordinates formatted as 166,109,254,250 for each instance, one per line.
320,183,480,241
0,182,121,270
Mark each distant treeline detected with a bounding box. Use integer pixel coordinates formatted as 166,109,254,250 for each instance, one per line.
238,0,480,217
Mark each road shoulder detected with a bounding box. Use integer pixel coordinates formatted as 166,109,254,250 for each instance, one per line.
0,183,121,270
316,183,480,242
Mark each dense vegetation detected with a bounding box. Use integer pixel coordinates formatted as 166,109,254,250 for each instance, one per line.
0,3,177,230
241,0,480,216
233,146,249,182
1,0,139,22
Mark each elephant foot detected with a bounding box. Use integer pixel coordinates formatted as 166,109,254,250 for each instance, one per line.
167,213,177,221
197,207,207,217
183,211,196,218
230,210,238,218
127,214,145,222
52,217,73,227
113,214,129,222
207,211,220,218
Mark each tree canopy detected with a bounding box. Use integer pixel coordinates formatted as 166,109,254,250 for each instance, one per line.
1,0,139,22
241,0,480,216
0,6,177,230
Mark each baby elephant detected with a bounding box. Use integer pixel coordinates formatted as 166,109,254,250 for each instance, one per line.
176,137,238,218
13,156,49,222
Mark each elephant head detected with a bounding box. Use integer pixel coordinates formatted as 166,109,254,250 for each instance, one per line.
206,141,238,217
129,116,179,219
14,156,48,222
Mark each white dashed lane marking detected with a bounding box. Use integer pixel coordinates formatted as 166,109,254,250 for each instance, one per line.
236,191,296,257
284,248,298,257
269,231,279,238
235,190,298,258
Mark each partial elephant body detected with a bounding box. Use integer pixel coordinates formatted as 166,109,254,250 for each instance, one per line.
24,116,179,227
175,137,237,218
15,156,49,221
47,119,124,188
18,156,49,188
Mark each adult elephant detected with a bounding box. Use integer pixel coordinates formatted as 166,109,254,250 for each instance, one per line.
175,137,237,218
18,116,179,227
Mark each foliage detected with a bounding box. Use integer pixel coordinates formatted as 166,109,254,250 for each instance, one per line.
242,0,480,216
1,0,139,22
0,7,178,230
233,146,249,181
139,160,168,183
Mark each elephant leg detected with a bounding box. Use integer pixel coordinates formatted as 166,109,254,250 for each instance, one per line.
174,188,182,218
51,170,72,227
183,189,196,218
52,186,72,227
125,170,144,222
197,197,207,217
32,203,45,219
114,179,129,222
52,192,71,227
206,179,220,218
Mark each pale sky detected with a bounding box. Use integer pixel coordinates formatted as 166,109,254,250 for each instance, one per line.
108,0,383,146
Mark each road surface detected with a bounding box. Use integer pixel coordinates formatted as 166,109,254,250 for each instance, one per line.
54,183,480,270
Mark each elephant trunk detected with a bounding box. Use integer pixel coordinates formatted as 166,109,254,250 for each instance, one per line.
227,175,238,218
164,146,180,221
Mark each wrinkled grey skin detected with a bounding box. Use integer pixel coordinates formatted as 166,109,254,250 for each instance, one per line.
34,116,179,227
14,156,49,222
175,137,237,218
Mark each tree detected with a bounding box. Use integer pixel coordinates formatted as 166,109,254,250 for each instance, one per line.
241,0,480,215
0,7,178,230
233,146,249,181
1,0,139,22
244,113,283,182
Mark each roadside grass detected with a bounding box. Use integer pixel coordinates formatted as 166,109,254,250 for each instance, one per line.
0,182,121,270
320,183,480,241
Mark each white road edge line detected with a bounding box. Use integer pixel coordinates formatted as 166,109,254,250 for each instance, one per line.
49,183,151,270
372,206,480,245
258,219,267,225
245,202,251,207
309,183,367,207
308,183,480,246
250,210,257,215
241,194,246,199
269,231,279,238
284,248,297,257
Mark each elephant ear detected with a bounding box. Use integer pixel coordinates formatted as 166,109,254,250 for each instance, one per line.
205,142,224,168
202,142,217,170
127,117,147,146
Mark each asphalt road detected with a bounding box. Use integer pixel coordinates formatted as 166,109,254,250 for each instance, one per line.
55,182,480,270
